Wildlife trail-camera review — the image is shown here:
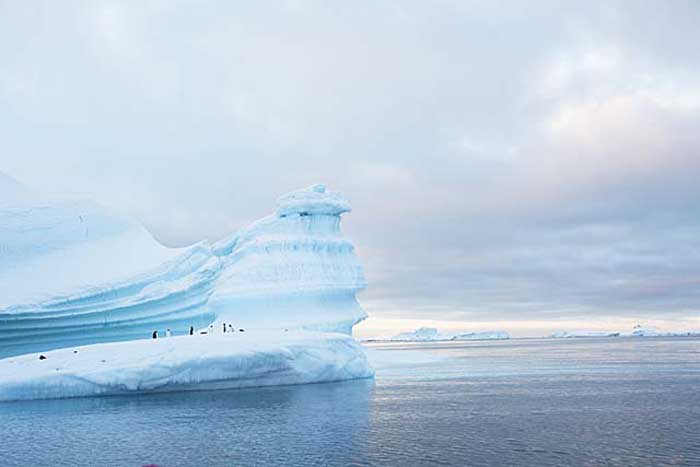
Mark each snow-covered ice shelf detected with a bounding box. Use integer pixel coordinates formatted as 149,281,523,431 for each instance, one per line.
0,330,373,402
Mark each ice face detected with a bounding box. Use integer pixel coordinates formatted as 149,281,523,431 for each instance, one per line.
0,177,366,358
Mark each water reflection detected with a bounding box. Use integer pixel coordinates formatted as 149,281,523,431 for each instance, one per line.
1,380,375,467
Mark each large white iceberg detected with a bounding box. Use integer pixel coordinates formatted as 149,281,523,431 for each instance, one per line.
0,174,371,400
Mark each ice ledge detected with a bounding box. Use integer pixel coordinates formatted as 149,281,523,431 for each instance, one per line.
276,184,351,217
0,330,373,402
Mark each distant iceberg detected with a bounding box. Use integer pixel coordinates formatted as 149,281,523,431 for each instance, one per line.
631,324,660,337
629,324,699,337
390,327,446,341
0,175,372,400
451,331,510,341
388,327,510,342
549,325,700,339
550,331,620,338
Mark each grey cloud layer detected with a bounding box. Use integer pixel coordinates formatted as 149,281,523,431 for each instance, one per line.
1,1,699,323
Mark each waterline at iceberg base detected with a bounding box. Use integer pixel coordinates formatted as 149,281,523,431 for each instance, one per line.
0,177,372,401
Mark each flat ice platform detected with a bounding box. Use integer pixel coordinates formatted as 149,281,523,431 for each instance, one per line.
0,330,373,402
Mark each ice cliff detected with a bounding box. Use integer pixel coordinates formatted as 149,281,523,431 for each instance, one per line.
0,175,367,359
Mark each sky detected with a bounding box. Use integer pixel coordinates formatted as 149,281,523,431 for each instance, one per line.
1,1,699,336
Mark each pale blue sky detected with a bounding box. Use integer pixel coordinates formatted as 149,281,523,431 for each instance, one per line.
2,1,700,335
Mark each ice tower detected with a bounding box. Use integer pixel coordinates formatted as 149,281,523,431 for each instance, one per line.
210,184,367,334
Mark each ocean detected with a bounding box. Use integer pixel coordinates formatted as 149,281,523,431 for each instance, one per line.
1,337,698,466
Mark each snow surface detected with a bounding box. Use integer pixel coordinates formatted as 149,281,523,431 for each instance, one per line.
0,329,373,402
0,188,185,309
388,327,510,342
0,177,367,359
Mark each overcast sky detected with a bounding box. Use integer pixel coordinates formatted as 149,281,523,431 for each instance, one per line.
2,1,699,335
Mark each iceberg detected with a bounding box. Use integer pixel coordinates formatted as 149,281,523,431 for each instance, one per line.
451,331,510,341
550,331,620,338
629,324,699,337
549,325,700,338
388,327,510,342
390,327,445,341
0,174,371,400
630,324,661,337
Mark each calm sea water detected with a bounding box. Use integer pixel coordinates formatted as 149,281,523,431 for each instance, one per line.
1,337,699,467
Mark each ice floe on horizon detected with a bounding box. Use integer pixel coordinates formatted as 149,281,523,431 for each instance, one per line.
378,327,510,342
550,324,700,338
